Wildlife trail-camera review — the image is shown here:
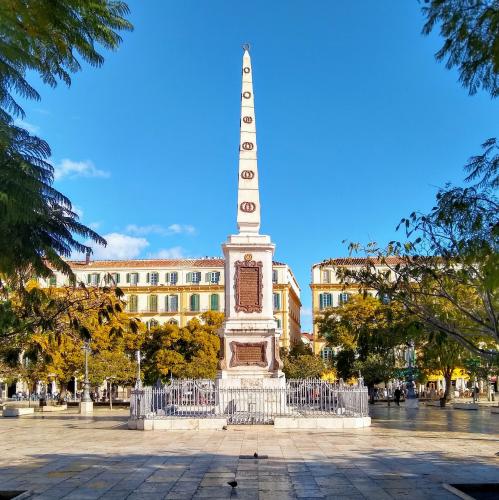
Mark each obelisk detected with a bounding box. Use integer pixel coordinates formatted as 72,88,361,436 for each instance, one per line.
216,45,283,387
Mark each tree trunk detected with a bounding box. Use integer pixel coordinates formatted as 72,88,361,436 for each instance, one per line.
368,384,375,404
58,382,68,403
440,370,453,407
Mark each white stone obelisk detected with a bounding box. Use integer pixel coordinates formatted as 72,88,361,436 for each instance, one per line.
216,45,283,388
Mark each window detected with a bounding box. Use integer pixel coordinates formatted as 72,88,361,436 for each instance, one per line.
165,294,178,312
110,272,120,284
49,276,57,287
339,292,350,305
147,272,159,285
319,293,332,309
128,295,138,313
87,273,100,286
210,293,219,311
126,272,139,285
273,292,281,311
321,347,333,361
165,272,178,285
147,319,159,330
206,271,220,284
187,272,201,284
148,295,158,313
274,317,281,329
190,294,200,312
322,270,331,283
272,269,278,284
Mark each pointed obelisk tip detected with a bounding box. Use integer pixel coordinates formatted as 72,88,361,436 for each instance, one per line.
242,42,250,53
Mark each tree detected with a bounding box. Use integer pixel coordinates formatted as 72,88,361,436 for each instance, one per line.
0,281,144,398
421,0,499,98
317,294,417,359
354,353,397,403
418,332,468,405
282,346,325,379
142,312,223,382
0,0,133,122
0,1,132,278
341,184,498,357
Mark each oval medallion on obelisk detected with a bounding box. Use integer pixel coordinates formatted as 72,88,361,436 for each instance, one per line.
241,170,254,180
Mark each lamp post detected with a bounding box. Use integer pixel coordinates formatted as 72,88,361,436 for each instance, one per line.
79,341,93,415
135,350,141,388
405,340,419,409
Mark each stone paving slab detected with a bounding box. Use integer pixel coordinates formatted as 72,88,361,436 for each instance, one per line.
0,407,497,499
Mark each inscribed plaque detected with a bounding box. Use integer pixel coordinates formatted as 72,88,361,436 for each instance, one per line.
234,260,263,313
229,341,267,368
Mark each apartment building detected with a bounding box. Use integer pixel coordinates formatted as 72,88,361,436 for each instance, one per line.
42,257,302,349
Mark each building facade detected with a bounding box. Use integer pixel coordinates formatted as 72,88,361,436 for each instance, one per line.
310,257,400,356
42,257,301,349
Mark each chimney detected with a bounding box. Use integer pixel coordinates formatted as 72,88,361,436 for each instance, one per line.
85,249,91,265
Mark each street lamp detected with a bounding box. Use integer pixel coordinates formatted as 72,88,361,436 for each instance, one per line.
405,340,419,409
135,350,141,388
81,341,92,402
79,341,93,415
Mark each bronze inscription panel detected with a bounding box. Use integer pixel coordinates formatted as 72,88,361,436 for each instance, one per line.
234,260,262,313
230,341,267,367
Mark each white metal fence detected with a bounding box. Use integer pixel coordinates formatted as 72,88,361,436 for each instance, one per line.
130,379,369,424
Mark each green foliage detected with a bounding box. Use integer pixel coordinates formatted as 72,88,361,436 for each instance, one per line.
354,353,396,387
341,152,498,357
0,0,133,120
0,120,105,278
0,1,132,279
422,0,499,98
142,312,223,382
282,353,325,379
334,348,356,381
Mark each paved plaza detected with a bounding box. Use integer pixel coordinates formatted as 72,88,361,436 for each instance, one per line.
0,406,497,499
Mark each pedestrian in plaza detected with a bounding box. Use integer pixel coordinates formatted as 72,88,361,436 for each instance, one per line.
394,387,401,406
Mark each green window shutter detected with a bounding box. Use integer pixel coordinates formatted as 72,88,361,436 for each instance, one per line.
126,273,130,283
116,273,120,284
186,272,192,283
191,294,199,311
149,295,157,312
146,273,150,283
210,294,219,311
96,273,100,285
319,293,324,310
164,295,169,312
165,272,170,283
205,272,210,283
87,274,91,285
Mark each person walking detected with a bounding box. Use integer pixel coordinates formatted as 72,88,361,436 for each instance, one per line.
394,387,402,406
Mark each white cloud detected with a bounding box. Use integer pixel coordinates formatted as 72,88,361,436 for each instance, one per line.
167,224,195,235
14,119,40,134
147,247,185,259
125,224,196,236
54,158,110,181
88,221,101,230
89,233,149,260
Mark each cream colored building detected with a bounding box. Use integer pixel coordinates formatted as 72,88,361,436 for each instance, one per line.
43,257,301,349
310,257,400,356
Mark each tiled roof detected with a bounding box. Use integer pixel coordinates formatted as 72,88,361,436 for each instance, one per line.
67,258,288,269
315,257,405,267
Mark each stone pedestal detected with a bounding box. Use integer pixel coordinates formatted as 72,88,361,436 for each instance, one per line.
79,401,93,415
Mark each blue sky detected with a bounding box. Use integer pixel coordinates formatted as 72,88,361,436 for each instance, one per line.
18,1,498,331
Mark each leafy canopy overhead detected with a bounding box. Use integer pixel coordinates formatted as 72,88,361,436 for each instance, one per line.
422,0,499,98
0,1,132,277
0,0,133,121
